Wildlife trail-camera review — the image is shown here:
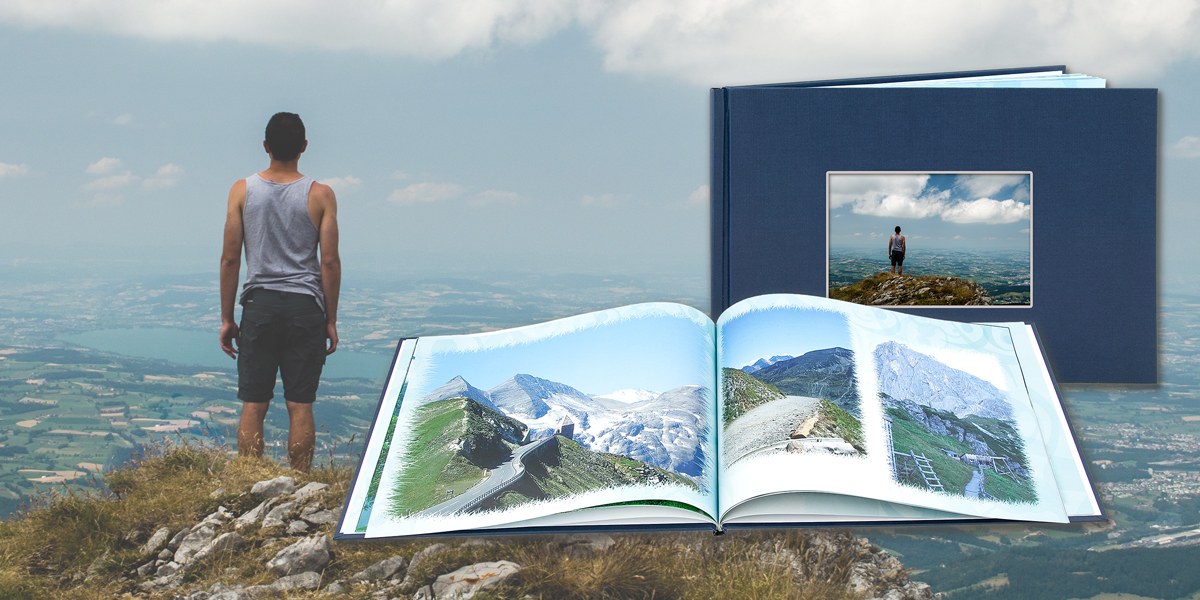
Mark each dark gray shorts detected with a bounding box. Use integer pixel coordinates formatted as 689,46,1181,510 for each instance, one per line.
237,288,326,404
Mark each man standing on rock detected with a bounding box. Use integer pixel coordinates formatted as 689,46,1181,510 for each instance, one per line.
888,226,906,276
219,112,340,473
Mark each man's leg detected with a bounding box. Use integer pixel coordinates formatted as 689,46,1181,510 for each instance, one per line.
238,401,270,458
236,289,281,457
285,401,315,473
278,295,325,473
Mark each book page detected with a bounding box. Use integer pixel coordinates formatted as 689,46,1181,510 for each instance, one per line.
716,295,1068,524
339,338,418,537
361,303,719,537
987,323,1104,520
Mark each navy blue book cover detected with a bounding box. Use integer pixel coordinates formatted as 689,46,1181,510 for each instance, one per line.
710,71,1157,384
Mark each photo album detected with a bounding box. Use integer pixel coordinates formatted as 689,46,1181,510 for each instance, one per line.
337,67,1126,538
336,294,1102,539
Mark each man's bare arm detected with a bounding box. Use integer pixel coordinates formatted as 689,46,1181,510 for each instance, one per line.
219,180,247,359
313,182,341,355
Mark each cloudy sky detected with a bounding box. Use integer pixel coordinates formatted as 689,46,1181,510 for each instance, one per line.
0,0,1198,288
830,174,1032,250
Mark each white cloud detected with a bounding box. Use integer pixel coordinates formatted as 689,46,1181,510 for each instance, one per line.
112,113,133,125
86,157,123,175
392,170,411,180
669,184,710,209
584,0,1200,84
833,173,1031,224
84,172,138,191
1011,184,1029,202
142,164,183,190
319,175,362,191
830,174,929,209
941,198,1031,224
848,188,951,219
1168,135,1200,158
0,0,573,59
469,189,524,206
2,1,1196,83
388,181,464,204
955,174,1028,199
0,163,29,179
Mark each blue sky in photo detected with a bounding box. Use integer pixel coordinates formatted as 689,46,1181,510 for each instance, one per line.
829,173,1032,251
720,308,852,372
420,312,713,396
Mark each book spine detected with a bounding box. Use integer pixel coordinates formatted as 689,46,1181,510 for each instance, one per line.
710,87,730,318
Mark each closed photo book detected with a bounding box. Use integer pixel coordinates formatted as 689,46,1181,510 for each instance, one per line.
336,294,1103,539
710,66,1158,384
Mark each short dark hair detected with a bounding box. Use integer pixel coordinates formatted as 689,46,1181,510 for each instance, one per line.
265,112,305,162
895,226,901,233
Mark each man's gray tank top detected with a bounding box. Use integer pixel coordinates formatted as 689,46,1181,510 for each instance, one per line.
240,174,325,312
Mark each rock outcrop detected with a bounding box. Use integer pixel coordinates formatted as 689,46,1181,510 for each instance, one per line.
132,474,340,596
413,560,523,600
30,468,938,600
832,273,993,306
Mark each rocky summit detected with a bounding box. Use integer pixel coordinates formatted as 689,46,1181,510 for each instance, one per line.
831,272,993,306
1,444,935,600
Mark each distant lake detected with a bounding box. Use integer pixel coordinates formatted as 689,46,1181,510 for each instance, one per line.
60,327,394,381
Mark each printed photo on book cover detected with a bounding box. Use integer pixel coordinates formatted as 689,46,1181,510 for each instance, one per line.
826,172,1032,308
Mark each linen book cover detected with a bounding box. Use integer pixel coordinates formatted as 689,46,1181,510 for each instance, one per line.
709,67,1157,384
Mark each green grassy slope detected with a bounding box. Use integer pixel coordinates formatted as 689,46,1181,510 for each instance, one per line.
388,396,528,515
810,399,866,453
721,368,784,428
961,415,1028,467
887,406,1036,503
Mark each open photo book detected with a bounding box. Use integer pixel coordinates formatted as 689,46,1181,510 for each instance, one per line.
336,294,1103,539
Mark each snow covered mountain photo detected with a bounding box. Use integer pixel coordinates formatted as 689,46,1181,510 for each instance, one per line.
420,374,711,478
740,355,794,374
594,389,660,404
875,341,1034,503
874,341,1012,421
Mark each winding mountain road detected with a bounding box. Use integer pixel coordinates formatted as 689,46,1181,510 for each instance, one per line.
419,436,557,517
